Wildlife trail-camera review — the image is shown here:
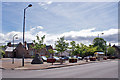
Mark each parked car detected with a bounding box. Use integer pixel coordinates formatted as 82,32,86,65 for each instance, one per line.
84,57,89,60
77,56,82,60
41,56,47,62
68,56,72,59
53,56,61,62
73,56,77,58
60,56,69,60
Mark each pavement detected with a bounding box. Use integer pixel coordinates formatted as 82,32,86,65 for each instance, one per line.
2,60,118,78
0,58,116,70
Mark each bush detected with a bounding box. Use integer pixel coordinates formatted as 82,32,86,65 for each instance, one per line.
31,55,35,58
103,57,107,60
47,58,56,63
69,58,77,63
89,57,96,61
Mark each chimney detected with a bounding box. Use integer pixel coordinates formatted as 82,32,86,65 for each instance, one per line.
24,41,28,50
7,42,11,47
109,43,111,46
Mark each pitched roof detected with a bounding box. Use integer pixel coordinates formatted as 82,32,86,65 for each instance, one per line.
5,47,16,52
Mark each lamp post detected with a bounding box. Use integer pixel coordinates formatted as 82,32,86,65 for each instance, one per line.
97,33,104,50
22,4,32,66
98,33,104,38
12,34,18,64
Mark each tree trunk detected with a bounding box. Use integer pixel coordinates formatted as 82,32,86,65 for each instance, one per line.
60,52,63,64
52,53,53,65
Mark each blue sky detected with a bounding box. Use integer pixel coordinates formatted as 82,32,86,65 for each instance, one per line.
1,2,119,46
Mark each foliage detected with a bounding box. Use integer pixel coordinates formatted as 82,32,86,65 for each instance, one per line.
107,46,116,56
0,46,5,58
31,55,35,58
93,37,107,52
71,43,98,57
87,45,98,56
46,55,49,58
69,41,76,55
72,43,88,57
31,35,46,53
48,49,55,55
55,36,69,56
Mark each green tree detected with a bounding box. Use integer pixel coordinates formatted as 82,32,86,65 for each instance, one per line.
48,49,55,56
93,37,107,52
74,43,88,57
31,35,46,55
48,49,55,65
0,46,5,58
69,41,76,56
0,49,5,58
87,45,98,56
107,46,116,56
55,36,69,56
73,44,80,56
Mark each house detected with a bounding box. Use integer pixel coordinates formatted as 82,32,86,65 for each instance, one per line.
56,49,71,57
5,42,53,58
5,42,15,58
112,45,120,58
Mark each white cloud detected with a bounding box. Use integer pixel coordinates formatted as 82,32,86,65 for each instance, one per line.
38,1,53,10
30,26,44,31
0,28,119,47
47,1,52,5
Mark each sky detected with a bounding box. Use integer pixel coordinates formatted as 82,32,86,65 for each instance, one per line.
1,1,119,47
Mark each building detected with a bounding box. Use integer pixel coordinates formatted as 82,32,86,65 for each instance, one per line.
5,42,53,58
112,45,120,58
56,49,71,57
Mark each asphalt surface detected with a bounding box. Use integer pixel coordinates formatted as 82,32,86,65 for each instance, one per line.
2,60,118,78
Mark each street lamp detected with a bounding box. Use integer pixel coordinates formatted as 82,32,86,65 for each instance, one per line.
98,33,104,38
97,33,104,47
12,34,18,64
22,4,32,66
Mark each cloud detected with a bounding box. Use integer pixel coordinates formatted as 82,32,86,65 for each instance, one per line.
38,1,53,10
47,1,52,5
0,28,118,47
30,26,44,31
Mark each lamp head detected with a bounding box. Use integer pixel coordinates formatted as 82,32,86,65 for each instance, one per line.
28,4,32,7
15,37,18,39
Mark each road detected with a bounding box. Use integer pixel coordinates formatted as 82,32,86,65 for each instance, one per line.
2,60,118,78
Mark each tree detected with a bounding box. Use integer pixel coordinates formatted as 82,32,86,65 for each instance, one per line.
73,43,88,57
31,35,46,58
69,41,76,56
93,37,107,52
48,49,55,56
0,49,5,58
0,46,5,58
48,49,55,65
87,45,98,56
107,46,116,56
55,36,69,56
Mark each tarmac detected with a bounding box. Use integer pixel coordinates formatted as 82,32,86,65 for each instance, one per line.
0,58,114,70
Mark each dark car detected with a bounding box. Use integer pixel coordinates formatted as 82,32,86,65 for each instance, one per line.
60,56,69,60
